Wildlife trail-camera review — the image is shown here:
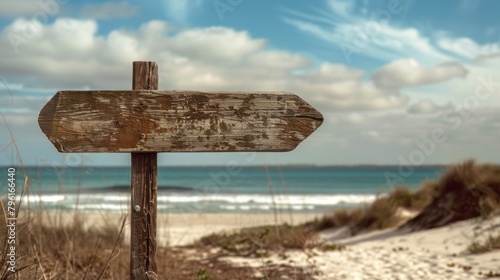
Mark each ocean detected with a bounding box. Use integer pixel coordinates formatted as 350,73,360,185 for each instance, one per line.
5,166,445,214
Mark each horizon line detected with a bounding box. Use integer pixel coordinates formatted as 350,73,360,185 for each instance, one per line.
0,163,451,168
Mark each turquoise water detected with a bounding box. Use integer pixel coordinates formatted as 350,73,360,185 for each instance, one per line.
2,166,445,214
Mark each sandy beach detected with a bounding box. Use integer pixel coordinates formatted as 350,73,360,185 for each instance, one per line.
224,216,500,279
39,211,500,279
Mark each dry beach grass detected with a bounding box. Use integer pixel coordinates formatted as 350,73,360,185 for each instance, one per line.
0,204,318,279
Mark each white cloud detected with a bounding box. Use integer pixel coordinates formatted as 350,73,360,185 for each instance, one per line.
162,0,203,23
0,0,56,17
283,1,498,72
283,3,449,65
475,52,500,62
302,63,364,82
346,112,365,123
81,2,139,19
0,19,412,112
438,37,480,59
361,130,384,142
322,106,500,163
372,59,468,89
438,36,500,61
407,99,451,114
325,0,356,21
290,74,407,111
167,27,265,63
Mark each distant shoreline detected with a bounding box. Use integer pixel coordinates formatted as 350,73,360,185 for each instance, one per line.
1,164,449,169
64,185,196,194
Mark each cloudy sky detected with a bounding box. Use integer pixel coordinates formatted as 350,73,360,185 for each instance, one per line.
1,0,500,167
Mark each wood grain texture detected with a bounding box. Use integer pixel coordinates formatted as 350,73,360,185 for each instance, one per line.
38,90,323,152
130,61,158,280
131,153,157,280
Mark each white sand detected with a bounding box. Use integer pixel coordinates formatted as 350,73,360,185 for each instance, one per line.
224,216,500,279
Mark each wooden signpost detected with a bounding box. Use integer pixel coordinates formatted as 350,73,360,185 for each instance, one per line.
38,61,323,279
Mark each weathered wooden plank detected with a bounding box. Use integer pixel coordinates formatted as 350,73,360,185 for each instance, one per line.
130,61,158,280
38,90,323,152
131,153,157,280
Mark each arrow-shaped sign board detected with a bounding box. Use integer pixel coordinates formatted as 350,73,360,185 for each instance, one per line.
37,61,324,280
38,90,323,153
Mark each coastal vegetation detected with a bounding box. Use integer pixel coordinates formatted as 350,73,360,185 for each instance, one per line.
307,160,500,235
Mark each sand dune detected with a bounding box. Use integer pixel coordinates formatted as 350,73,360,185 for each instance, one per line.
224,216,500,279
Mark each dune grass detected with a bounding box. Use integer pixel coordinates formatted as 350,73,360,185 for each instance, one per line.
306,160,500,237
468,232,500,254
304,181,437,235
0,204,286,279
439,160,500,217
196,224,318,258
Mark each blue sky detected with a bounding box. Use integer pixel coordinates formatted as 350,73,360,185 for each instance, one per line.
1,0,500,166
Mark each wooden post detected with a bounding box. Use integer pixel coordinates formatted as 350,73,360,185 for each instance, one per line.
130,61,158,280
